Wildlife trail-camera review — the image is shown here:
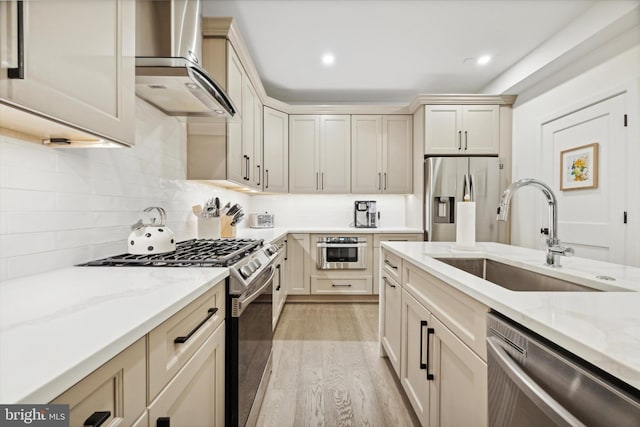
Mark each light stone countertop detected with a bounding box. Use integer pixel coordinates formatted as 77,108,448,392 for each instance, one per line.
0,267,228,404
380,241,640,391
0,226,423,403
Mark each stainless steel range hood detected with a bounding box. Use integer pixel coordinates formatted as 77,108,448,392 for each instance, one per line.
135,0,236,118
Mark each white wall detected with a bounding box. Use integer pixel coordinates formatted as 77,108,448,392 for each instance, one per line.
0,100,250,281
249,193,408,228
510,44,640,264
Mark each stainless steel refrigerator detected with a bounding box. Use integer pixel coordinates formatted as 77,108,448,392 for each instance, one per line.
424,156,502,242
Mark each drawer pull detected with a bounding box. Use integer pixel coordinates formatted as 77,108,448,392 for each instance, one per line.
383,276,396,288
157,417,171,427
174,308,218,344
84,411,110,427
332,283,352,287
384,259,398,270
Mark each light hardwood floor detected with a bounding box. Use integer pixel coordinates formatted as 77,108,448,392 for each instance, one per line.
257,303,420,427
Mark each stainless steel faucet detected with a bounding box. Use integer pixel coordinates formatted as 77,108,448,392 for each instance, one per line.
496,178,574,267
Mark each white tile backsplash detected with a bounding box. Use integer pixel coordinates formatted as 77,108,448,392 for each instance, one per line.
0,99,249,280
0,99,416,280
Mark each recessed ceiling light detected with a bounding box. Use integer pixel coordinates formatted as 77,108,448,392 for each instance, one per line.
322,53,335,66
477,55,491,65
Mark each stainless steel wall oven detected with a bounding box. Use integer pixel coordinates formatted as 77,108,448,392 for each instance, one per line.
316,236,367,269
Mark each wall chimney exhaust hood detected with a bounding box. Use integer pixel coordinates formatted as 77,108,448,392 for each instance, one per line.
135,0,236,118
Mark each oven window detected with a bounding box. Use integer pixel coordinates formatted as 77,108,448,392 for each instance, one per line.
326,246,359,263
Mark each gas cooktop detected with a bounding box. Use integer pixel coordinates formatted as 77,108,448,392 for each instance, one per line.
82,238,264,267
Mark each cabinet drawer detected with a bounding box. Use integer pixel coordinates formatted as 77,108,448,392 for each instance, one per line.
50,338,146,427
373,233,423,247
148,281,225,402
404,261,489,360
311,276,371,294
382,249,402,284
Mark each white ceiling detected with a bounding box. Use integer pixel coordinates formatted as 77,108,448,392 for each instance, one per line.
202,0,599,103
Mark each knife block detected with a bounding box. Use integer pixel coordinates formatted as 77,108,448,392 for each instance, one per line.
221,215,236,238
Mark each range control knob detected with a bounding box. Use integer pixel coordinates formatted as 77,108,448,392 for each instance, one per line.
251,259,262,269
240,264,254,278
265,245,278,256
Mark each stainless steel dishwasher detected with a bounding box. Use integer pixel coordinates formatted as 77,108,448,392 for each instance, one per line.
487,312,640,427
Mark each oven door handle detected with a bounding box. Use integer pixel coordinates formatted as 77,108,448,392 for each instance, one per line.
486,337,585,427
316,243,368,248
235,266,276,317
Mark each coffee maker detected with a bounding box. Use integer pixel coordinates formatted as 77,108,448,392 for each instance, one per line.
354,201,378,228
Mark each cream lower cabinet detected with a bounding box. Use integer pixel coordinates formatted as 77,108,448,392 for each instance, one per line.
401,289,487,427
148,322,225,427
0,0,135,146
50,338,146,426
373,234,422,294
273,239,287,329
286,234,310,295
380,272,402,376
51,282,226,427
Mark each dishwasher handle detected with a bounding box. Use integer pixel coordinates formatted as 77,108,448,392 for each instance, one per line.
487,336,586,427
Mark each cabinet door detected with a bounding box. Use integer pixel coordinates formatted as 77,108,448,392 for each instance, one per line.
242,79,257,186
319,115,351,193
263,107,289,193
148,322,225,427
383,115,413,193
227,44,244,114
401,290,431,426
0,0,135,146
289,116,320,193
381,274,402,376
286,234,310,294
273,259,285,330
50,338,146,427
351,115,383,193
425,106,463,155
253,96,263,189
461,105,499,155
429,316,487,427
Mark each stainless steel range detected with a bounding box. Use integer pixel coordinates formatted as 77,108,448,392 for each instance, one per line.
84,237,281,427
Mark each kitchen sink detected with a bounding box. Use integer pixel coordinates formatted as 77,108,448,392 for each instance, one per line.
434,258,631,292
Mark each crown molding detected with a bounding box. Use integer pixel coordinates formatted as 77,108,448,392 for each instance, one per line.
202,18,517,116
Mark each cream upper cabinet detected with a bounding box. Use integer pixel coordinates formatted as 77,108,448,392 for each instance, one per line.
351,115,383,193
290,115,350,193
425,105,499,155
0,0,135,146
352,115,412,194
383,115,413,193
241,79,263,190
263,107,289,193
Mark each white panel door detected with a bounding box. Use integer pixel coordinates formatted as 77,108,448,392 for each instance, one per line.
289,116,320,193
351,115,383,193
541,93,627,264
319,115,351,193
263,107,289,193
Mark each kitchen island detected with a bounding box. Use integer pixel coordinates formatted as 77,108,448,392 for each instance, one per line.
380,241,640,390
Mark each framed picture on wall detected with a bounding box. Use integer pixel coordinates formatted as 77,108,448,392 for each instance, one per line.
560,142,599,191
